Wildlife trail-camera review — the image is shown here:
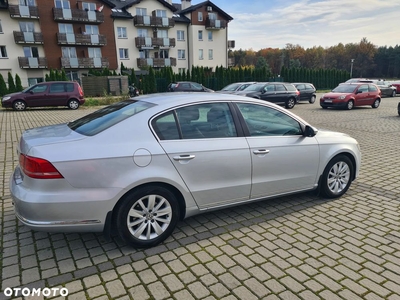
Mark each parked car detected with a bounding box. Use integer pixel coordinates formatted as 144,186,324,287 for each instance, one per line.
1,81,85,111
320,83,381,110
167,81,214,92
372,80,396,97
10,93,361,248
217,82,256,94
292,83,317,103
235,82,300,109
390,81,400,94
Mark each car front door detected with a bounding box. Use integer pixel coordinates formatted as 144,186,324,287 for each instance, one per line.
259,84,277,102
354,84,370,106
235,102,320,198
153,102,252,209
24,84,49,107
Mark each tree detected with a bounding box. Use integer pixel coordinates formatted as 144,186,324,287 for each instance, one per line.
7,72,16,93
15,74,23,91
0,74,7,96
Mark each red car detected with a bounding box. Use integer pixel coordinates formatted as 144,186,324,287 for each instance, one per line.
320,83,381,110
1,81,85,111
390,81,400,94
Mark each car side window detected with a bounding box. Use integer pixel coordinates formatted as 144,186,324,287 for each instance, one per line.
264,85,275,92
66,83,74,92
49,83,65,93
191,82,203,91
369,84,378,92
153,111,180,140
31,85,47,93
276,85,286,91
358,84,369,93
180,83,191,89
296,84,305,90
236,103,303,136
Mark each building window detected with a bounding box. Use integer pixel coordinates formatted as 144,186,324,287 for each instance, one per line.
178,49,185,59
139,49,150,59
82,2,96,11
159,49,169,58
208,49,213,60
55,0,70,9
23,46,39,58
0,20,3,33
137,29,147,37
20,0,36,6
156,10,166,17
117,27,127,38
58,23,73,33
208,13,216,20
119,48,129,59
28,77,44,86
208,31,213,41
199,49,203,60
88,47,101,58
157,29,168,38
0,46,8,58
61,47,77,58
177,30,184,41
198,12,203,21
19,21,34,32
178,68,185,73
198,30,203,41
136,8,147,16
85,25,99,35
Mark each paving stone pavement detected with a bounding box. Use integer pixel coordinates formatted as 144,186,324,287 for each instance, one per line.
1,95,400,300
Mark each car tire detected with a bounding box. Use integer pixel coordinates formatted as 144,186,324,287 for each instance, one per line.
13,100,26,111
346,100,354,110
321,106,327,109
320,155,354,198
391,90,396,97
115,185,180,248
309,95,316,104
371,98,380,109
285,98,296,109
68,99,80,110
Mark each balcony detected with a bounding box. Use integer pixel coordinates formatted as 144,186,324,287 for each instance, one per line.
0,0,8,9
135,37,175,48
9,4,39,18
61,57,109,69
13,31,44,44
18,57,47,68
53,8,104,24
133,15,174,28
57,33,107,46
137,57,176,68
205,18,227,30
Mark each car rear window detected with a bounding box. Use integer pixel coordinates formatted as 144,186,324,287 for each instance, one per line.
68,100,155,136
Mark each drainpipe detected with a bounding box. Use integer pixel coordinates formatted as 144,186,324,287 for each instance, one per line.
186,22,190,71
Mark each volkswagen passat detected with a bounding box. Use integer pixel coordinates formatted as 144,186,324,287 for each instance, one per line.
11,93,361,248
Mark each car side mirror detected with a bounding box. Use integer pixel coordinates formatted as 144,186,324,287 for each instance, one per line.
304,125,316,137
261,90,266,94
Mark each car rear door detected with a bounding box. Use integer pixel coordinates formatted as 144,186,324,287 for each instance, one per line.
235,102,319,198
48,83,69,106
153,102,252,209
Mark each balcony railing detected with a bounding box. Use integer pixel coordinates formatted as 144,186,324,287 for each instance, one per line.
57,33,107,46
9,4,39,18
61,57,109,69
135,37,175,48
53,7,104,23
205,18,227,29
0,0,8,9
13,31,44,44
137,57,176,68
133,15,174,28
18,57,47,68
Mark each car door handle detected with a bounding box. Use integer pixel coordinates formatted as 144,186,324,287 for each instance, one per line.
253,149,270,155
173,155,195,161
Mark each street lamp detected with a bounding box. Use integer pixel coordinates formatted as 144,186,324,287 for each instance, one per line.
350,59,355,78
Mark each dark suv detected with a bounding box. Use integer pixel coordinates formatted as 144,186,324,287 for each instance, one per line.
235,82,300,109
167,81,214,92
1,81,85,111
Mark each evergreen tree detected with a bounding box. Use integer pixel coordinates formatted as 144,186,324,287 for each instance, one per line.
61,69,68,81
147,67,156,93
7,72,16,93
15,74,23,91
0,74,7,96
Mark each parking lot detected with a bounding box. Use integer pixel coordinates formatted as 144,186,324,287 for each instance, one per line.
1,94,400,300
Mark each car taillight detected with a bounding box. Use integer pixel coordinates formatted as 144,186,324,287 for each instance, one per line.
19,154,63,179
78,85,84,97
296,90,300,95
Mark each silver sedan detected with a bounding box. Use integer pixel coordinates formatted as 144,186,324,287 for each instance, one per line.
10,93,361,248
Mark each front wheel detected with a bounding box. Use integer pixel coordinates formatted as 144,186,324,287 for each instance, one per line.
68,99,80,110
115,185,180,248
346,100,354,110
13,100,26,111
391,90,396,97
371,98,380,108
285,98,296,109
320,155,354,198
309,95,316,104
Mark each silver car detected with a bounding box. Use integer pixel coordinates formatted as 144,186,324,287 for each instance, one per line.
10,93,361,248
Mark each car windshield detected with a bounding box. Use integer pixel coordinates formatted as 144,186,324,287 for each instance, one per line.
332,85,357,93
221,83,241,91
68,100,155,136
243,83,265,92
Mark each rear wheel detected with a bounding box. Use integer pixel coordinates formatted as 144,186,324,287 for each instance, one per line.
68,99,80,110
320,155,354,198
346,100,354,110
372,98,380,108
391,90,396,97
116,185,180,248
285,97,296,109
13,100,26,111
309,95,316,104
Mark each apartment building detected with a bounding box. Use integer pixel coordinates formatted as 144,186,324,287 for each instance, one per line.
0,0,232,87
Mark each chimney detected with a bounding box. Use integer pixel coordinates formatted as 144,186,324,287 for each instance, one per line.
181,0,191,10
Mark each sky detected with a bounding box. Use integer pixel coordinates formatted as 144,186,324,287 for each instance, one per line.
207,0,400,50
